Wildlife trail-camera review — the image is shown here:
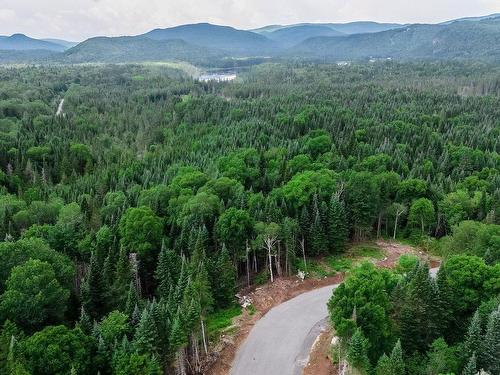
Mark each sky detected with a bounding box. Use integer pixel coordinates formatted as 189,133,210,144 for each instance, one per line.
1,0,500,41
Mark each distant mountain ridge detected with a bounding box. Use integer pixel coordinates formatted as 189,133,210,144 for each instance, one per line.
253,21,405,36
42,38,78,49
141,23,278,56
0,34,66,52
261,25,345,48
61,36,225,65
1,14,500,65
290,17,500,61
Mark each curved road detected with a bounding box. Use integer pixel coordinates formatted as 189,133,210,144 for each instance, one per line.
231,284,337,375
231,268,439,375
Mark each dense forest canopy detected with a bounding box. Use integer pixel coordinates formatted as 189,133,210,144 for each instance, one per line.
0,61,498,374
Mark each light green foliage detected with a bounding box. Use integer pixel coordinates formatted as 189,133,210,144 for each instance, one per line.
397,254,419,274
426,338,459,375
22,326,93,375
99,311,131,345
0,238,74,290
0,259,69,331
206,305,242,339
119,206,163,255
408,198,435,235
277,169,337,212
328,262,397,361
216,208,254,256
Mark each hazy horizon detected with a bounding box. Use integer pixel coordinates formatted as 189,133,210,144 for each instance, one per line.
1,0,500,41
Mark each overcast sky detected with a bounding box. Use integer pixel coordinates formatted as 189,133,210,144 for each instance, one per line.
1,0,500,41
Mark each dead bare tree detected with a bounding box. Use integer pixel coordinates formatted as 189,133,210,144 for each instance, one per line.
264,234,278,283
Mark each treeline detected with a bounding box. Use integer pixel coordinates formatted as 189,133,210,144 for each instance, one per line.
0,62,498,374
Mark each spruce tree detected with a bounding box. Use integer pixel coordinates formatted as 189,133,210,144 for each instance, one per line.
462,352,477,375
212,246,236,308
464,310,482,361
77,306,93,335
173,259,189,306
310,210,327,256
169,314,186,353
348,328,370,373
102,251,115,288
375,354,392,375
155,246,180,299
113,247,132,309
125,281,139,318
389,340,405,375
133,306,159,356
400,263,438,353
480,305,500,374
298,205,310,243
327,196,348,254
81,251,107,319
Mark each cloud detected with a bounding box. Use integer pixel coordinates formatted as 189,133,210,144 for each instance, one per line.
1,0,499,40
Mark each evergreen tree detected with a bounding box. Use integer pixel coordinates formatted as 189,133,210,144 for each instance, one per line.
131,304,141,327
348,328,370,373
389,340,405,375
310,210,327,256
124,281,139,318
464,310,482,361
480,305,500,374
375,354,392,375
212,246,236,308
400,263,438,353
133,306,159,356
169,314,186,353
81,251,107,319
155,246,180,299
77,307,93,335
327,195,348,254
298,205,310,243
102,251,115,288
173,260,189,306
113,247,131,309
462,352,477,375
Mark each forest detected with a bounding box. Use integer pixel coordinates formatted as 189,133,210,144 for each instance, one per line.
0,61,498,374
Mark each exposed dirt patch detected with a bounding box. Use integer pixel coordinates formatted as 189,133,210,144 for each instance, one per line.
375,240,440,269
303,325,336,375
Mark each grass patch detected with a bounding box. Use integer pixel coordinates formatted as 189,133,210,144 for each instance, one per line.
206,305,242,339
247,304,256,316
296,258,331,278
350,244,384,260
326,256,353,272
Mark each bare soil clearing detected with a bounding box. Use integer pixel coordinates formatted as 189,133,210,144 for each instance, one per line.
204,240,437,375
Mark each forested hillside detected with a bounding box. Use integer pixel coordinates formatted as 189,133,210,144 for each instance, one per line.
0,62,498,374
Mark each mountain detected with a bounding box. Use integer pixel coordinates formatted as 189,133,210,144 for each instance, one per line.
142,23,278,56
289,17,500,61
42,38,79,49
250,25,286,34
323,21,404,34
0,49,57,64
0,34,66,51
440,13,500,25
252,21,404,36
62,36,225,65
263,25,345,48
